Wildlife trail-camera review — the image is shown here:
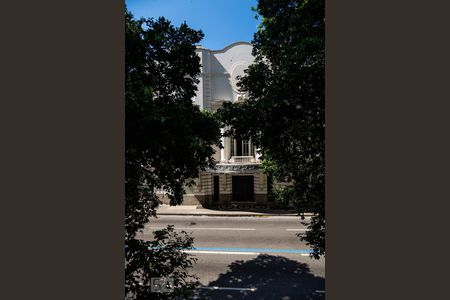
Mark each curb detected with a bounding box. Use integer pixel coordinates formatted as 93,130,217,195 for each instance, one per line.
156,212,313,217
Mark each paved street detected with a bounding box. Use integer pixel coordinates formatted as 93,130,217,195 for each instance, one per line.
141,215,325,299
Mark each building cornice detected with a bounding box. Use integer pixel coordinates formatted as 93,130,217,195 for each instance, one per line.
196,41,252,53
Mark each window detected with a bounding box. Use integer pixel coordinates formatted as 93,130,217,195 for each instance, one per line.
231,138,253,157
242,140,249,156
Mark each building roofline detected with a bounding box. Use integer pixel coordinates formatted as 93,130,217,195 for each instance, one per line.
196,41,252,53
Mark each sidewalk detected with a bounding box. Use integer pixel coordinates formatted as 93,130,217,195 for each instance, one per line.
156,204,310,217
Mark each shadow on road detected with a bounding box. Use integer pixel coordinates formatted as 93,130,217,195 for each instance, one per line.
200,207,298,215
193,254,325,300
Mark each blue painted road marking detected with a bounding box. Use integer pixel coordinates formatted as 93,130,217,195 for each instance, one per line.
189,247,314,254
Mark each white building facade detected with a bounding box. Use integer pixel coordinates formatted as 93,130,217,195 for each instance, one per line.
187,41,268,208
158,42,270,208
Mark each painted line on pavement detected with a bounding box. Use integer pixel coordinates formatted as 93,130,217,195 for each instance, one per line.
198,286,257,292
148,246,314,255
188,247,314,254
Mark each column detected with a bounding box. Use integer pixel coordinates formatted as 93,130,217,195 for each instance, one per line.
225,137,231,162
220,128,226,162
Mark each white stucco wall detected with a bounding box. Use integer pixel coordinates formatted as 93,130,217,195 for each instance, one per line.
194,42,254,111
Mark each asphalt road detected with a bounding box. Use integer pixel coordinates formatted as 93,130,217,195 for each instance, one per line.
141,216,325,300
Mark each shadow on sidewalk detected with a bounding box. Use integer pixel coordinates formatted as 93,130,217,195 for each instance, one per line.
193,254,325,300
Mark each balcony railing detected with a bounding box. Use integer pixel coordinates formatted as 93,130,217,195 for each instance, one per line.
228,156,256,163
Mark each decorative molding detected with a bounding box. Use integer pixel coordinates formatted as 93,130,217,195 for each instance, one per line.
209,164,261,173
196,41,252,53
230,61,251,93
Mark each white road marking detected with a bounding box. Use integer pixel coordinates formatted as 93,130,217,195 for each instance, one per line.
198,286,257,292
183,250,260,255
148,227,256,231
315,290,326,294
301,253,310,256
286,228,308,231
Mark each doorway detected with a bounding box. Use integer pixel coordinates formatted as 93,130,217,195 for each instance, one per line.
232,176,254,202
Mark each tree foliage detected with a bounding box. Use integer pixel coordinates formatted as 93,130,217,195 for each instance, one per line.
126,227,199,299
218,0,325,258
125,9,221,298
